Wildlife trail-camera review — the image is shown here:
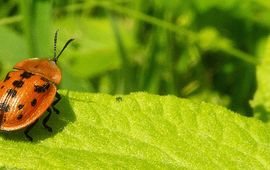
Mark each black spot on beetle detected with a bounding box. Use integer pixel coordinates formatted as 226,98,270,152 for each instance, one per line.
17,114,23,120
7,89,17,98
0,113,6,124
20,71,33,79
13,80,24,88
18,104,24,110
0,115,5,124
0,85,4,89
31,99,37,106
4,73,10,81
40,77,49,82
0,103,10,112
34,83,50,93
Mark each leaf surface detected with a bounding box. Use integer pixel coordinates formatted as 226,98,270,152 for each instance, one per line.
251,37,270,122
0,91,269,169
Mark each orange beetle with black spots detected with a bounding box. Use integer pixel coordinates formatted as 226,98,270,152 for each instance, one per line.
0,31,74,141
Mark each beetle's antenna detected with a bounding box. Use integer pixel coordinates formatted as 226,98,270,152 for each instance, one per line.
55,38,74,63
53,30,59,62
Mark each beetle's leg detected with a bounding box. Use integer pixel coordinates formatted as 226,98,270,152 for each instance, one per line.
42,108,53,132
24,120,38,142
43,92,61,132
52,107,60,114
53,92,61,106
52,92,61,114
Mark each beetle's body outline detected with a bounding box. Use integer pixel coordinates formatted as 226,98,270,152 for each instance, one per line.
0,31,74,141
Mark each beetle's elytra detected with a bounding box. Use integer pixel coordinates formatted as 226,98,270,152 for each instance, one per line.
0,31,74,141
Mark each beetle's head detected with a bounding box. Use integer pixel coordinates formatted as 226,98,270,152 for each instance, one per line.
13,31,74,85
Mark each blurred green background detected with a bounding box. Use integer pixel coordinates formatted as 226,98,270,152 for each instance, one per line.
0,0,269,116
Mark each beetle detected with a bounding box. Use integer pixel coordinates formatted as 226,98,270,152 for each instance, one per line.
0,31,74,141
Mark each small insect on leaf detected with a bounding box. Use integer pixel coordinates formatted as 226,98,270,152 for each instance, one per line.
116,96,123,102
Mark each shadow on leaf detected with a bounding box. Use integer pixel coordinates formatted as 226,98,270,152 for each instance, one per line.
1,90,76,142
253,104,270,122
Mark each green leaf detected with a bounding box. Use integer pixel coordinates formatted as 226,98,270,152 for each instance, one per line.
251,37,270,122
0,91,270,169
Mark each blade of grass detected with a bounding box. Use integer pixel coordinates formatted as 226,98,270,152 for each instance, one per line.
20,0,52,57
0,16,22,26
109,13,132,93
138,31,158,91
62,1,258,65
